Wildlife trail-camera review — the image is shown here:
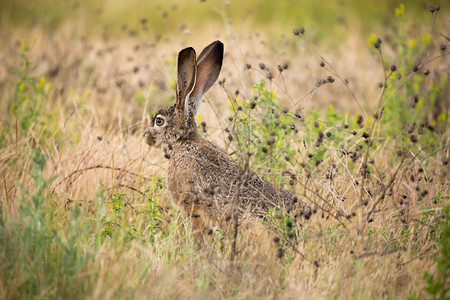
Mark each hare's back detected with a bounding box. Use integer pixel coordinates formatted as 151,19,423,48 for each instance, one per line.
168,138,303,216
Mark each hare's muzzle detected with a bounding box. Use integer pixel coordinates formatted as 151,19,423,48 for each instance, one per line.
144,130,156,146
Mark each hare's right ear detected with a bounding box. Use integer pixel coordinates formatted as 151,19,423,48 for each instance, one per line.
189,41,223,114
175,47,197,115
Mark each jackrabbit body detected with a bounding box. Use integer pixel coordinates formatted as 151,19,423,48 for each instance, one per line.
145,41,309,231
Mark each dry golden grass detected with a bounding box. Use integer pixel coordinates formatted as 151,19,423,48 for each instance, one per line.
1,1,449,299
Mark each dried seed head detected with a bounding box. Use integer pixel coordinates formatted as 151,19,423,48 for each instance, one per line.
267,138,275,146
259,63,266,70
390,65,397,72
374,39,381,49
277,248,284,258
357,115,364,127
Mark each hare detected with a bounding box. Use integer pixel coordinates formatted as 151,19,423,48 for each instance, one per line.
145,41,310,235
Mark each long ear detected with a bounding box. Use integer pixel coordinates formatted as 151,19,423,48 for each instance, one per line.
188,41,223,114
176,47,197,114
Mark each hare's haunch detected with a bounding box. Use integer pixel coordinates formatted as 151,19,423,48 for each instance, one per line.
145,41,310,232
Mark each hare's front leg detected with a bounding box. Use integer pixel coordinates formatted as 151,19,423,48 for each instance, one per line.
182,199,209,246
168,166,210,245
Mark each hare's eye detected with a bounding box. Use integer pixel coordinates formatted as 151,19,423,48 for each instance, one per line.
155,117,165,126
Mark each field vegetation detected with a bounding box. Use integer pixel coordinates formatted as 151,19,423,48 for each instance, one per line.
0,0,449,299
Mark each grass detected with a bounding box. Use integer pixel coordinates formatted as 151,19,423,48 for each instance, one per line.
0,1,449,299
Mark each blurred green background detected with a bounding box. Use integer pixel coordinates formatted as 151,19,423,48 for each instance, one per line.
0,0,432,41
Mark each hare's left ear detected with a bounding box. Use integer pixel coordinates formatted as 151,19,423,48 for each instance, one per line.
189,41,223,114
175,47,197,115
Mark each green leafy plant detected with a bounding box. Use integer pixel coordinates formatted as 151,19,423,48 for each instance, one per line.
4,39,58,147
0,149,92,298
226,82,299,186
424,205,450,299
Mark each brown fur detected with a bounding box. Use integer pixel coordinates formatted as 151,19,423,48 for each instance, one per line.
144,41,310,236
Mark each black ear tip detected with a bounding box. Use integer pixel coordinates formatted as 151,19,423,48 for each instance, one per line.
182,46,195,51
207,40,223,52
214,40,224,51
212,41,224,61
178,47,196,59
